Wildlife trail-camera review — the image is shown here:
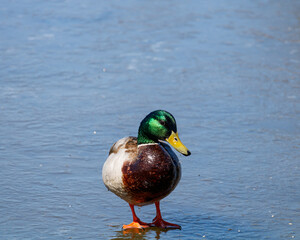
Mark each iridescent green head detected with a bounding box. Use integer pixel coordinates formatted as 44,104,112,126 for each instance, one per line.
137,110,191,156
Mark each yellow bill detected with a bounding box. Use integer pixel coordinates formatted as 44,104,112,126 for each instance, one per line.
166,131,191,156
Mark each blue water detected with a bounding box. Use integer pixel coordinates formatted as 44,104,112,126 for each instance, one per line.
0,0,299,239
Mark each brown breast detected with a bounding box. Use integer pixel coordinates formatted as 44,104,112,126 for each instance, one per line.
122,144,179,205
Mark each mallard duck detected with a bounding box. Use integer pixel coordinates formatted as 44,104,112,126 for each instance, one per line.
102,110,191,229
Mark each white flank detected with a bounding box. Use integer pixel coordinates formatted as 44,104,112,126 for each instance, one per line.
102,137,133,201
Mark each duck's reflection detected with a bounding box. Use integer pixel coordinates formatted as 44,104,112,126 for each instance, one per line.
112,227,176,240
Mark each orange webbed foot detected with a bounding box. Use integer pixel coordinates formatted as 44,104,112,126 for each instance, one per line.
123,221,150,230
150,201,181,229
123,204,151,230
150,218,181,229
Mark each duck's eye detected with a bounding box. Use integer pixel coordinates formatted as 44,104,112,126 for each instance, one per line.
159,121,166,126
174,137,178,142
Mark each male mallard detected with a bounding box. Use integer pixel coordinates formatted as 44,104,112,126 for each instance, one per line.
102,110,191,229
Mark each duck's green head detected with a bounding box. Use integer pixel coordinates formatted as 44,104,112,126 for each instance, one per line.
137,110,191,156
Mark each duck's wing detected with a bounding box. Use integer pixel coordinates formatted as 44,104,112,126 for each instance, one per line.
109,136,137,155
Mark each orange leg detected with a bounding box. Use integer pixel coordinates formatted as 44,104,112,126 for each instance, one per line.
150,201,181,229
123,204,150,229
